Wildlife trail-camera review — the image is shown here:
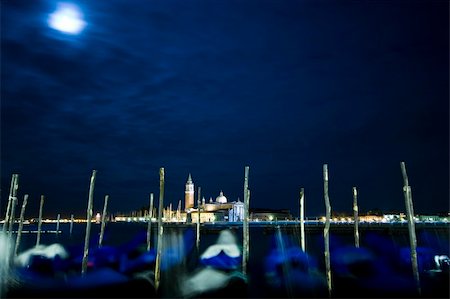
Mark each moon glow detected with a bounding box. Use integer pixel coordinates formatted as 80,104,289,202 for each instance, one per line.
48,3,86,35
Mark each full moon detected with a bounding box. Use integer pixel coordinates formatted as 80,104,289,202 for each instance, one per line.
48,3,86,35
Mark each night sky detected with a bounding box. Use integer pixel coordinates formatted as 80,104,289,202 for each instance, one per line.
1,0,448,219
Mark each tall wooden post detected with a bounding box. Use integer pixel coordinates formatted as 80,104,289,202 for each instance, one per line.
177,200,181,221
323,164,332,297
400,162,421,295
56,214,61,236
7,193,18,240
242,166,250,275
82,170,97,275
36,195,45,246
70,214,74,236
7,174,19,237
147,193,154,251
2,174,17,233
155,167,165,291
98,195,109,248
245,189,250,263
353,187,359,248
299,188,306,252
14,194,29,256
196,187,201,251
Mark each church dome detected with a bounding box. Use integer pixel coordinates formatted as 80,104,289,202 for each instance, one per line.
216,191,227,204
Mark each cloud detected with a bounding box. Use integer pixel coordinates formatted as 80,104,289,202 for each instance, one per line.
1,0,448,217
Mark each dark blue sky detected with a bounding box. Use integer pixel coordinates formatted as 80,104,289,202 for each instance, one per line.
1,0,448,218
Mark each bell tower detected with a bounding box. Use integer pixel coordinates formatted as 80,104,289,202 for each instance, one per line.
185,173,194,211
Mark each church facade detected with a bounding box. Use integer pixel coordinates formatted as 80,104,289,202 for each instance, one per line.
184,174,244,222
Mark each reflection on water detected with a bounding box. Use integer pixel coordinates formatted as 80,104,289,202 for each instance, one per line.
2,222,449,298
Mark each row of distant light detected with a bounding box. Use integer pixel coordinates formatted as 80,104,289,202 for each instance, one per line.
0,219,87,224
318,217,449,223
113,217,448,223
2,216,446,224
114,216,185,222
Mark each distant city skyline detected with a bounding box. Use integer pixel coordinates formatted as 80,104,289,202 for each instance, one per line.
1,159,449,219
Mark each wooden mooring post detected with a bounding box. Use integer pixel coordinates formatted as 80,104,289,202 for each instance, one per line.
36,195,45,246
196,187,201,251
242,166,250,275
98,195,109,248
147,193,154,251
82,170,97,275
155,167,165,291
70,214,74,236
9,175,20,236
177,200,181,221
15,194,29,256
3,174,18,234
299,188,305,252
323,164,332,297
246,189,250,260
56,214,61,236
353,187,359,248
14,194,28,256
6,174,19,237
400,162,421,295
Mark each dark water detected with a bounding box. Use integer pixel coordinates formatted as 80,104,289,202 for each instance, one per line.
9,222,450,298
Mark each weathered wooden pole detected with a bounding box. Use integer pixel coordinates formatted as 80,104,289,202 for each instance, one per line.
7,174,19,237
177,200,181,221
70,214,74,236
14,194,29,256
196,187,201,251
2,174,17,233
245,189,250,264
82,170,97,275
299,188,306,252
400,162,421,295
9,174,20,234
242,166,250,275
155,167,165,291
147,193,154,251
353,187,360,248
323,164,332,297
7,193,18,240
98,195,109,248
55,214,61,236
36,195,45,246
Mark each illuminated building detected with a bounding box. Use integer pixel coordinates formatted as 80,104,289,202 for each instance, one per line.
185,173,194,211
185,175,244,222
